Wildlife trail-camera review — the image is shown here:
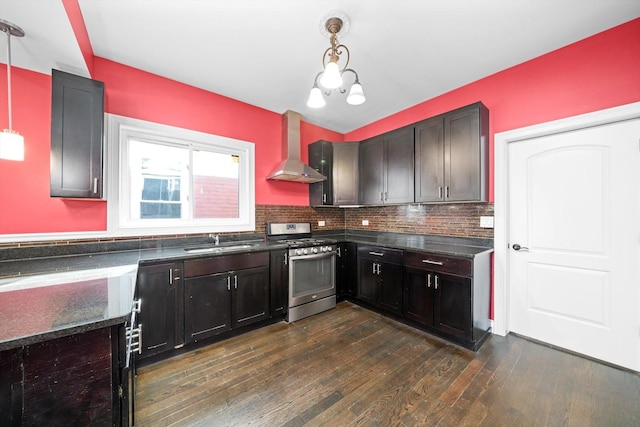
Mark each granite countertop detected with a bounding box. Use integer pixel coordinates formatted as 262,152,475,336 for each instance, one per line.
0,230,492,350
0,264,138,351
316,231,494,258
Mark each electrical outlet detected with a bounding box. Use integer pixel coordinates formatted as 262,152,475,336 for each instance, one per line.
362,219,369,226
480,216,494,228
318,220,326,227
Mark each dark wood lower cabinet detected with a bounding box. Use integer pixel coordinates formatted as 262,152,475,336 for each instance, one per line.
403,267,435,326
403,266,472,340
357,246,403,315
136,262,182,359
0,325,127,426
182,252,270,345
434,273,472,340
184,272,232,342
402,250,490,350
232,266,270,328
269,249,288,318
184,265,269,344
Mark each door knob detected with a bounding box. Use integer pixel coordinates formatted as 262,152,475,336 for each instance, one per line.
512,244,529,251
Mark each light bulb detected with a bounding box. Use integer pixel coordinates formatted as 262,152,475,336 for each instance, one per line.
319,61,343,89
306,85,326,108
347,81,366,105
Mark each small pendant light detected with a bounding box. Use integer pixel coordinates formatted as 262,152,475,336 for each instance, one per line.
0,18,25,161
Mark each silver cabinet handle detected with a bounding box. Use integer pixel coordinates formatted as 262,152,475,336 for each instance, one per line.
422,259,444,266
372,263,376,274
284,253,288,265
169,269,173,285
322,193,327,203
384,192,388,201
369,252,384,257
337,246,341,257
427,273,432,288
227,276,231,291
93,177,99,194
380,192,384,202
438,186,442,199
234,275,238,289
445,186,450,198
435,275,439,290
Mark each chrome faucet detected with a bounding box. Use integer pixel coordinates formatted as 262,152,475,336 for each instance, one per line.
209,234,220,245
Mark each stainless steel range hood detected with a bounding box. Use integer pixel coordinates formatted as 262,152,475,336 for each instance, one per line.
266,110,327,183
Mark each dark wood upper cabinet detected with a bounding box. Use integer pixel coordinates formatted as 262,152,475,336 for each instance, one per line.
359,127,414,205
309,140,359,206
50,69,105,199
414,116,445,202
415,102,489,203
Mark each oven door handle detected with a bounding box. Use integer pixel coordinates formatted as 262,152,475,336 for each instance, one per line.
289,251,336,262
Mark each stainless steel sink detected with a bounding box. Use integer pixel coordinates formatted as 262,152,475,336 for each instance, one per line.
184,243,259,254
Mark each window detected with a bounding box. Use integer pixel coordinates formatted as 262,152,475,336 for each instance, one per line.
106,114,255,237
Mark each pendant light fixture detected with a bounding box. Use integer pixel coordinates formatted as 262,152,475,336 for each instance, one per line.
307,12,366,108
0,18,25,161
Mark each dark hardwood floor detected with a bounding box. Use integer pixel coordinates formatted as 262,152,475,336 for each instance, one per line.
135,302,640,426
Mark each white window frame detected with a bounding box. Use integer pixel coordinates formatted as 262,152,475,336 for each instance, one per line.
106,114,255,237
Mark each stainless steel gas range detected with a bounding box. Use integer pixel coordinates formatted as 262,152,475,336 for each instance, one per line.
266,222,337,322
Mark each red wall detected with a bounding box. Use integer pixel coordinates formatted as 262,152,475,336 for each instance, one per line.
346,18,640,201
0,17,638,235
0,59,341,234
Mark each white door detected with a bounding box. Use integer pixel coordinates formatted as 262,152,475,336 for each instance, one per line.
508,118,640,371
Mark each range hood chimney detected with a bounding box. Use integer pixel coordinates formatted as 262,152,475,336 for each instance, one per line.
266,110,327,183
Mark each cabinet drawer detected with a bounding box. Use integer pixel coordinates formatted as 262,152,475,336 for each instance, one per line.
404,251,472,277
357,245,403,264
184,252,269,278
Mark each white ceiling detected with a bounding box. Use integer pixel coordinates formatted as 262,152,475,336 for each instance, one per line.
1,0,639,133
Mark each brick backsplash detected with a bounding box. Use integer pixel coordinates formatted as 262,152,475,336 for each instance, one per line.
257,205,345,232
343,203,494,238
0,203,492,249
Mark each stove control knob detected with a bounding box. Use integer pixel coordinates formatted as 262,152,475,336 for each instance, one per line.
303,248,309,255
296,249,303,256
326,246,333,252
312,247,318,254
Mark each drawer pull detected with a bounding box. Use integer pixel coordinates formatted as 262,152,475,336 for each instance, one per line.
422,259,444,266
369,252,384,257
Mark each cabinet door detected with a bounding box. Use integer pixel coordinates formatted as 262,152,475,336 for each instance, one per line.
403,267,434,326
415,116,445,202
434,273,472,340
378,261,403,315
136,262,181,358
445,104,488,202
357,257,379,305
308,140,332,206
359,137,384,204
336,243,348,299
50,69,105,199
345,243,358,297
184,272,232,343
333,143,359,205
384,127,415,204
269,250,288,318
233,266,270,328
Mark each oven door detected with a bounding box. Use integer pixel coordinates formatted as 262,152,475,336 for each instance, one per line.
289,251,336,307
